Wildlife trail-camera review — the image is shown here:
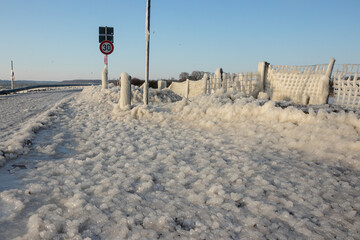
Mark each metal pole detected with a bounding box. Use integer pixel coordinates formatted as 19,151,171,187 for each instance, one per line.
144,0,150,105
104,27,108,89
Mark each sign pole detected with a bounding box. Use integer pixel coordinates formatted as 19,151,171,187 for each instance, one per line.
104,27,108,89
144,0,150,105
99,26,114,90
105,54,108,85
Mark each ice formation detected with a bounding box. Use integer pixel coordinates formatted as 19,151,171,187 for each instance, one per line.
0,85,359,239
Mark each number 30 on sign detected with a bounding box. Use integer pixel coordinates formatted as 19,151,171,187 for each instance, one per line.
99,40,114,55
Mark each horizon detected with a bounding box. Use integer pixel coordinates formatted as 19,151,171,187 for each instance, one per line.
1,0,359,81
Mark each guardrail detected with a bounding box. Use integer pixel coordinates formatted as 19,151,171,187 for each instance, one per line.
0,83,99,95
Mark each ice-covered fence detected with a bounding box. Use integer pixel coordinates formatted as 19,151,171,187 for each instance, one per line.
264,58,335,105
332,64,360,110
234,72,261,97
169,71,261,99
168,81,187,98
270,64,328,74
208,72,261,97
168,78,206,98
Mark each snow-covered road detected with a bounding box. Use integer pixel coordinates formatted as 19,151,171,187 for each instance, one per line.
0,86,359,239
0,90,81,154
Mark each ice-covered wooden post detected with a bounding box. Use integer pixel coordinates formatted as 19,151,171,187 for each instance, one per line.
325,58,336,104
258,61,269,92
102,65,108,90
210,75,214,93
158,80,166,90
119,72,131,109
222,73,227,92
215,68,223,91
229,73,234,90
326,58,336,79
185,79,189,98
202,73,208,94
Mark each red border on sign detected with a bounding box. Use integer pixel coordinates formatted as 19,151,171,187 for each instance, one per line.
99,40,114,55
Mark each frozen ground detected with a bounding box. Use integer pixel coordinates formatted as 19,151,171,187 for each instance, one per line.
0,89,81,160
0,85,359,239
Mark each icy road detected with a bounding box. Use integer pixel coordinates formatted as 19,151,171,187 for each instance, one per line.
0,86,359,239
0,90,80,151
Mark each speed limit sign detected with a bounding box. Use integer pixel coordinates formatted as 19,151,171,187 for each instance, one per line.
99,40,114,55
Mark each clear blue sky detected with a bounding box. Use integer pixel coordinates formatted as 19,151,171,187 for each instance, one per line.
0,0,359,81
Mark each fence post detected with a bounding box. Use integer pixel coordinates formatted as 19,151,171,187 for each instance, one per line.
158,80,166,90
102,65,108,90
119,72,131,109
325,58,336,104
326,58,336,79
202,73,208,94
258,61,269,92
215,68,223,91
222,73,227,92
185,79,189,98
210,75,214,93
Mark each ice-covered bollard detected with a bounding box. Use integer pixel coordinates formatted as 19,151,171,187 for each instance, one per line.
158,80,166,90
102,65,108,90
119,72,131,109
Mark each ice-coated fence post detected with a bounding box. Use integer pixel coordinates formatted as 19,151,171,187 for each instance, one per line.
258,61,269,92
102,65,108,90
119,72,131,109
185,79,189,98
215,68,223,91
325,58,336,104
210,75,214,93
222,73,227,92
326,58,336,79
202,73,208,94
158,80,166,90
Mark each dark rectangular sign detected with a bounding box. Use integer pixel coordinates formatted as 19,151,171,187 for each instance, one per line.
99,27,114,35
99,35,114,43
99,26,114,43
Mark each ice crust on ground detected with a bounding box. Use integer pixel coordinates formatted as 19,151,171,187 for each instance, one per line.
0,90,79,166
0,85,359,239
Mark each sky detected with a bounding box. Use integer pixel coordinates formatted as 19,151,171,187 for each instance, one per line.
0,0,359,81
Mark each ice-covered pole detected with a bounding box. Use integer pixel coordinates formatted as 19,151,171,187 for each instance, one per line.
144,0,151,105
119,72,131,109
102,63,108,90
202,73,208,94
10,61,15,89
326,57,336,79
215,68,223,90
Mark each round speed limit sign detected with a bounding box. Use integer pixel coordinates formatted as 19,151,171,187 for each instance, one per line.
99,40,114,55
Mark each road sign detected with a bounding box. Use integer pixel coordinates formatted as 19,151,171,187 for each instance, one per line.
100,40,114,55
99,26,114,43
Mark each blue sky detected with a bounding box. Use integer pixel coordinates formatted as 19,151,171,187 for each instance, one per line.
0,0,359,81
